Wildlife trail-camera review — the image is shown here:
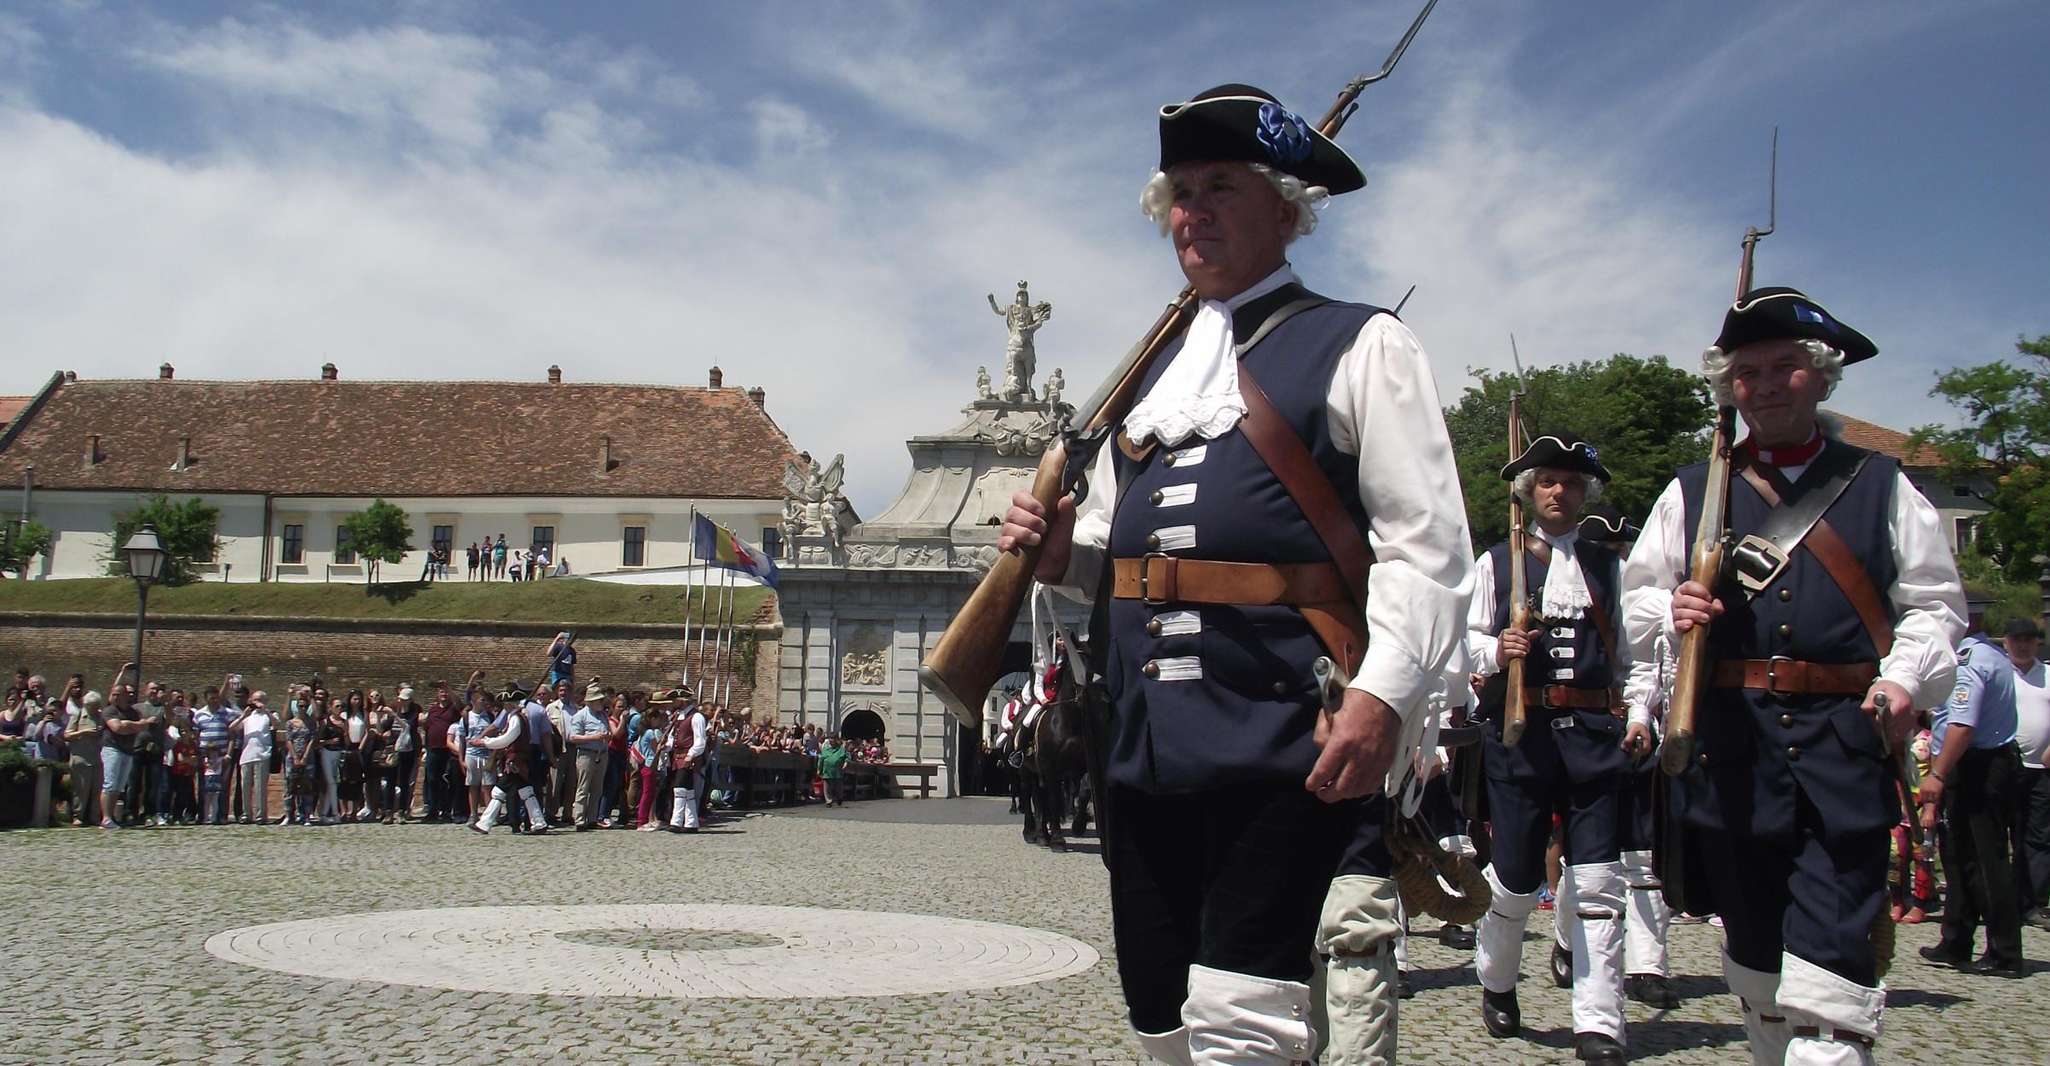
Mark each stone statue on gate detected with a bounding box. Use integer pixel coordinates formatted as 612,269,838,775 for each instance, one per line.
988,281,1053,403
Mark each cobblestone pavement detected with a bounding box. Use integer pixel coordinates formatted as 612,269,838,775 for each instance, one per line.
2,798,2045,1065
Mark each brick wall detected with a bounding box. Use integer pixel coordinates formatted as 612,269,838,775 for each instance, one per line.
0,612,779,711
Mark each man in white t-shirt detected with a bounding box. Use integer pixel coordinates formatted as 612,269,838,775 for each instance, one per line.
2005,618,2050,930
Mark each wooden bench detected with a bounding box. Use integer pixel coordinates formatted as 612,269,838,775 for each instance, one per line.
883,762,941,799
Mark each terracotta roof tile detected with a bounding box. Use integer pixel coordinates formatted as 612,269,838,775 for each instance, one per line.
1828,410,1942,467
0,378,799,499
0,396,26,428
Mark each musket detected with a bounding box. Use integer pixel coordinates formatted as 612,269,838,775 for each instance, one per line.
918,0,1443,726
1502,376,1531,745
1660,129,1776,776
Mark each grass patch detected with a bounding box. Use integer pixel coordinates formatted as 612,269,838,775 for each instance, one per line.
0,577,771,626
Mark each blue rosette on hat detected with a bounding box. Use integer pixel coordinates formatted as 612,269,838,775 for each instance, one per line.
1715,287,1877,364
1158,84,1366,194
1500,433,1611,483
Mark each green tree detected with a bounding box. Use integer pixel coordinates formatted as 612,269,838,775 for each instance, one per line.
340,499,414,586
1443,354,1714,548
106,495,222,586
1911,335,2050,580
0,520,54,578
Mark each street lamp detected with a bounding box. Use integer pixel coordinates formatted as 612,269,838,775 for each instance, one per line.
123,525,167,679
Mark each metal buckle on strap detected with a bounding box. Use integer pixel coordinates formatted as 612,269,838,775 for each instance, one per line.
1138,553,1175,605
1764,655,1797,695
1730,533,1789,596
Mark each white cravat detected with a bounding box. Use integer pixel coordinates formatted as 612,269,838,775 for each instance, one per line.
1123,266,1297,447
1535,525,1592,620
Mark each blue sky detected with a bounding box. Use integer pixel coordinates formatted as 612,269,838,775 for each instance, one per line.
2,1,2044,512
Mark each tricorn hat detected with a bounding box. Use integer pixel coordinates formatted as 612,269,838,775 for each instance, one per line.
649,685,695,708
1576,506,1640,547
1158,84,1366,195
1501,433,1611,483
1714,287,1877,365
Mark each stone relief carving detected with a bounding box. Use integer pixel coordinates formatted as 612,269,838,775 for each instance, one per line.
845,543,898,568
975,366,993,401
840,650,888,688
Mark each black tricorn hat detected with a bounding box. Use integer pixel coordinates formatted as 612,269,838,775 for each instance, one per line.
1576,506,1640,547
1715,287,1877,365
1501,433,1611,483
1158,84,1366,195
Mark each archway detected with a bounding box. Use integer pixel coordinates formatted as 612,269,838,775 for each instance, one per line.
840,707,886,742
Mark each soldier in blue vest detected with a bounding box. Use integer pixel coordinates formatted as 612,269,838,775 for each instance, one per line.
1917,601,2025,975
1001,84,1473,1066
1466,434,1638,1064
1621,287,1965,1066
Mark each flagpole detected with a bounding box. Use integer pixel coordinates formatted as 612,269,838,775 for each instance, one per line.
680,504,698,685
716,565,736,707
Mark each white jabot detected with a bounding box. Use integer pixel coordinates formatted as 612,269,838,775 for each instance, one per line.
1122,266,1299,448
1534,525,1592,620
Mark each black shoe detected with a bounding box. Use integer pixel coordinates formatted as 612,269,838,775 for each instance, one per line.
2025,910,2050,932
1481,987,1520,1038
1439,923,1475,950
1625,973,1680,1009
1552,943,1574,988
1918,943,1971,968
1397,970,1415,1000
574,823,591,832
1574,1031,1626,1063
1966,954,2025,977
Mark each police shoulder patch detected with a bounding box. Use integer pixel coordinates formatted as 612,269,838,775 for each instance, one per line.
1951,685,1971,708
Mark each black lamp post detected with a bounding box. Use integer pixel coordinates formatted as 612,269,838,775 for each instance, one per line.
123,525,167,679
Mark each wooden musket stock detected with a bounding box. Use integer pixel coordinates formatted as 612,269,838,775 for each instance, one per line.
1659,403,1734,776
1502,394,1531,746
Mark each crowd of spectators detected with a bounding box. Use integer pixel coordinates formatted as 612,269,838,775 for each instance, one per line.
2,659,894,831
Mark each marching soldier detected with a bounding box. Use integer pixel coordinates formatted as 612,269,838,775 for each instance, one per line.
1000,83,1472,1065
1551,509,1679,1011
1467,434,1639,1064
468,686,552,835
1622,287,1965,1065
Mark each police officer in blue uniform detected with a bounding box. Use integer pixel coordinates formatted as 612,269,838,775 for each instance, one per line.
1467,434,1638,1064
1918,601,2025,975
1001,85,1473,1065
1622,287,1966,1066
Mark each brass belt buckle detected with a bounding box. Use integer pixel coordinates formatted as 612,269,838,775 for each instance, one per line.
1764,655,1797,696
1731,534,1789,597
1138,552,1174,605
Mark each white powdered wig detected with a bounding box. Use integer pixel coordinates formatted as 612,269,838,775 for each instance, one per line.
1140,163,1328,241
1512,469,1605,507
1700,338,1845,407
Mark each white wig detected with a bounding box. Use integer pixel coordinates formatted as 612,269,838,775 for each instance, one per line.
1699,338,1845,407
1512,468,1605,507
1139,163,1328,241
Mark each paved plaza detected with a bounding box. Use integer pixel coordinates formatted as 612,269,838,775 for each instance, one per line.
3,798,2046,1065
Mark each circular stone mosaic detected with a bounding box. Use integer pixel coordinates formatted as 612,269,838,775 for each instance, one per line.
203,904,1098,999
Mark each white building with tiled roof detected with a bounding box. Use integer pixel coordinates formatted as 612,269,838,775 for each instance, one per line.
1831,410,1991,554
0,363,801,582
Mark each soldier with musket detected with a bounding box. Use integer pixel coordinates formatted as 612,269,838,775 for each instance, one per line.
1622,288,1965,1065
1000,84,1472,1065
468,684,554,835
1467,434,1641,1064
1551,509,1680,1013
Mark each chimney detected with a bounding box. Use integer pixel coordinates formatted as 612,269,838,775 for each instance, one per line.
599,435,613,474
173,434,192,471
747,386,766,409
84,433,100,467
709,366,724,388
320,362,338,381
63,371,78,382
547,365,562,385
158,362,174,380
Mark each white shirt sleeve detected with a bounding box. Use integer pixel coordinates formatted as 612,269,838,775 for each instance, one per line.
1622,478,1689,671
1466,550,1499,679
686,713,710,761
1882,471,1967,707
1052,439,1117,601
1328,315,1478,722
480,713,522,751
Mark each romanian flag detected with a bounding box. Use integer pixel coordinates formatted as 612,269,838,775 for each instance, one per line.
693,514,781,588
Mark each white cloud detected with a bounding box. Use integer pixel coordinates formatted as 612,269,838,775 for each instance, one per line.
749,98,829,158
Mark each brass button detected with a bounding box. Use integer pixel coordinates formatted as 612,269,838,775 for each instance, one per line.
1779,713,1795,728
1144,533,1161,551
1144,618,1163,638
1786,746,1800,761
1162,453,1176,467
1777,624,1792,638
1147,489,1163,506
1698,752,1710,766
1778,588,1793,602
1272,681,1289,696
1141,661,1160,679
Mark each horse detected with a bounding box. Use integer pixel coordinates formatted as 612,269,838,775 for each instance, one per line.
1016,671,1107,853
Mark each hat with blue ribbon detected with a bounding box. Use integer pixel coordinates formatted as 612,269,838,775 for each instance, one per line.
1158,84,1366,194
1715,286,1877,364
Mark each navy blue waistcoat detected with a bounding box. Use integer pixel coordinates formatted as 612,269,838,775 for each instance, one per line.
1676,439,1902,838
1100,289,1383,794
1477,540,1629,785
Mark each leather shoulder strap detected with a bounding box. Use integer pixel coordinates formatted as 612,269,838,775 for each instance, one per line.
1234,362,1375,672
1737,462,1896,657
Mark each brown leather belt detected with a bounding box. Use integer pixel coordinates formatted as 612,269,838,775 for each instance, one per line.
1524,686,1617,712
1712,658,1878,696
1111,556,1348,606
